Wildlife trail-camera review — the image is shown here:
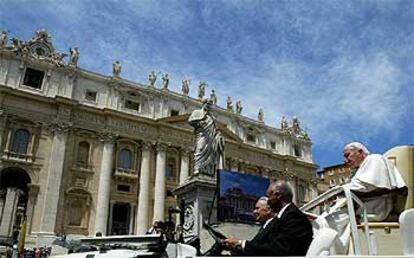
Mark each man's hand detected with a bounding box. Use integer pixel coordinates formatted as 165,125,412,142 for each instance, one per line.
223,236,242,250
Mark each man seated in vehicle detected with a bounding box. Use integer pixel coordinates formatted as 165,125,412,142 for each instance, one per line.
319,142,407,254
223,180,313,256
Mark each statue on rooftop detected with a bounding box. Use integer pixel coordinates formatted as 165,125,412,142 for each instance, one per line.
148,71,156,87
162,73,169,90
236,100,242,115
69,46,80,66
0,31,8,48
226,96,233,111
113,61,121,77
198,82,206,100
210,89,217,105
281,116,288,130
258,108,264,122
182,79,190,96
292,116,301,134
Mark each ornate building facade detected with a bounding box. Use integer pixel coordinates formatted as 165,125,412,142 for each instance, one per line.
0,30,317,243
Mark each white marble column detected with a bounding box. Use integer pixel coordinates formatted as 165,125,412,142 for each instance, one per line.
107,200,115,235
94,136,115,235
136,142,151,234
0,188,22,236
129,204,135,235
0,190,6,223
26,184,39,234
179,148,190,185
153,143,167,222
39,126,68,234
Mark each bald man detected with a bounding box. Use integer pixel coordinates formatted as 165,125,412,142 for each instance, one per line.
224,180,313,256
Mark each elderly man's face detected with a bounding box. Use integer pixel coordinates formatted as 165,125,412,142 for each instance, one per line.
266,184,283,212
253,200,272,223
343,147,365,168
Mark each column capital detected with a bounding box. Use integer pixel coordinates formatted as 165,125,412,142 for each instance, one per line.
98,132,118,143
44,121,72,134
141,141,153,151
180,147,192,156
155,142,168,152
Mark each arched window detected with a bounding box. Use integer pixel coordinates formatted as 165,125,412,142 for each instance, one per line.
77,141,90,166
118,148,132,170
11,129,30,154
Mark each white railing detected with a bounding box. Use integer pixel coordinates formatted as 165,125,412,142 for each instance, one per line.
300,186,374,256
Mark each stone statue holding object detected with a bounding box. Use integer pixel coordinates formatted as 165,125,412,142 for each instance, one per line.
69,47,79,66
188,100,224,176
258,108,264,122
162,73,169,90
226,96,233,111
69,46,80,66
182,79,190,96
210,89,217,105
198,82,206,100
236,100,242,114
281,116,288,130
148,71,156,87
113,61,121,77
0,31,8,48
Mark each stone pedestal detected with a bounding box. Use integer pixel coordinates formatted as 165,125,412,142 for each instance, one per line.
172,174,217,240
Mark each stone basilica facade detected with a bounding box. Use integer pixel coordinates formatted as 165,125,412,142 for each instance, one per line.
0,30,317,243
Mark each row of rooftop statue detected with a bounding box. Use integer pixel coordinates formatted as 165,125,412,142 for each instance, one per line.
0,30,309,137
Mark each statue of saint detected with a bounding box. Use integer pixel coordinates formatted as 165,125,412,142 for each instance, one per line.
236,100,242,114
188,101,225,176
69,47,80,66
226,96,233,111
292,116,301,134
210,89,217,105
281,116,288,130
198,82,206,100
0,31,8,48
162,73,169,89
113,61,121,77
258,108,264,122
182,79,190,96
148,71,156,87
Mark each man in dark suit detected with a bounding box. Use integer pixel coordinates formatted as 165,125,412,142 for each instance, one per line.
223,180,313,256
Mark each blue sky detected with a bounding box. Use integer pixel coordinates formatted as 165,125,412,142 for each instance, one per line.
1,1,413,169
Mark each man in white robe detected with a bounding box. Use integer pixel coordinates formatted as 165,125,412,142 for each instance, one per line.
319,142,407,254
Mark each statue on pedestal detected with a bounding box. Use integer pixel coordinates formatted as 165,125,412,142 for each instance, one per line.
188,100,224,176
236,100,242,115
148,71,156,87
226,96,233,111
112,61,121,77
162,73,169,90
182,79,190,96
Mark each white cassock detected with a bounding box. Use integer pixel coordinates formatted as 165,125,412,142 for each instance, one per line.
315,154,407,254
346,154,406,221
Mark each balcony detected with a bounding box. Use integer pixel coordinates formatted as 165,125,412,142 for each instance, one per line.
113,168,138,182
1,151,33,163
71,162,94,174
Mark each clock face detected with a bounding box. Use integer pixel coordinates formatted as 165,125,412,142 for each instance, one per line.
29,42,51,58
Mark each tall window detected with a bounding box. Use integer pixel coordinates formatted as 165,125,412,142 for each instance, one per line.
118,148,132,170
77,141,90,166
166,157,177,180
11,129,30,154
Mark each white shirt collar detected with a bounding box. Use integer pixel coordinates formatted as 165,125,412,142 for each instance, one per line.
262,216,274,229
277,202,292,219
